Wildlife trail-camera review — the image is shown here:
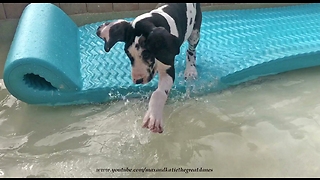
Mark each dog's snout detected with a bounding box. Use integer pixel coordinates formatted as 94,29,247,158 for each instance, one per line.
135,78,144,84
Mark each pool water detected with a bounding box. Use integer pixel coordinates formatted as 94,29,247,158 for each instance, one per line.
1,63,320,177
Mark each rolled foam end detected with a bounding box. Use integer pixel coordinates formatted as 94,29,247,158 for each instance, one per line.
4,3,82,104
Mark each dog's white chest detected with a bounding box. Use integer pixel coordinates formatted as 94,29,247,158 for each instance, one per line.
184,3,197,41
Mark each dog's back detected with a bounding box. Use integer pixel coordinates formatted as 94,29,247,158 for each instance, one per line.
133,3,202,44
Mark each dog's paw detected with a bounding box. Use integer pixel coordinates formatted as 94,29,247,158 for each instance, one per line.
142,108,164,133
184,66,198,80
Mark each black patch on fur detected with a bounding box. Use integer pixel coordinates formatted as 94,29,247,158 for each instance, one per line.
136,78,143,84
187,50,194,56
147,68,155,83
135,43,140,50
125,49,134,65
151,68,155,76
166,66,175,82
147,70,155,82
146,27,180,64
134,13,170,38
141,50,151,61
96,28,101,37
160,3,187,43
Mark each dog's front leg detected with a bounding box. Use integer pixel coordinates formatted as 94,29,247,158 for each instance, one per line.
142,66,174,133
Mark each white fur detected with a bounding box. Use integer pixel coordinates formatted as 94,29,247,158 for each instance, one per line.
184,63,198,79
151,5,179,37
142,60,173,133
188,29,200,46
184,3,197,41
131,13,152,28
128,36,149,83
185,29,200,79
132,5,179,38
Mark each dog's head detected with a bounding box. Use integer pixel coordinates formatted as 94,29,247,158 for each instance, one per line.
97,20,180,84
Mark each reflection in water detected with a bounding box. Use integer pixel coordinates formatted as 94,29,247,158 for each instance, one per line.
1,66,320,177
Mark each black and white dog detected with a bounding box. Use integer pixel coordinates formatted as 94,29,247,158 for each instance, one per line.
97,3,202,133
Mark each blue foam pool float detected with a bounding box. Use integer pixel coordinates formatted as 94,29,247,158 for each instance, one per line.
4,3,320,105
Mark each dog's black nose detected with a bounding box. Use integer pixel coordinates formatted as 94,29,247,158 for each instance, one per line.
135,78,143,84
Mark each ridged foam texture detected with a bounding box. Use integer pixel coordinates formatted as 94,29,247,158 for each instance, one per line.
3,3,320,105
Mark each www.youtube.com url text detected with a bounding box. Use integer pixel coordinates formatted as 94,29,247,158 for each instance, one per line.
96,167,213,174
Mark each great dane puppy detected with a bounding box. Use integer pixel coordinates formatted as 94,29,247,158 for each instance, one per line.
97,3,202,133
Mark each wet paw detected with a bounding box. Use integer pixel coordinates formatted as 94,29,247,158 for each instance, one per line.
184,66,198,80
142,109,164,133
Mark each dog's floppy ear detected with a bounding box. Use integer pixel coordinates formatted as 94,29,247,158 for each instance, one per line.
146,27,180,62
96,20,133,52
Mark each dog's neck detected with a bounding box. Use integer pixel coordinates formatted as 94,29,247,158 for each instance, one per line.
132,20,156,38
